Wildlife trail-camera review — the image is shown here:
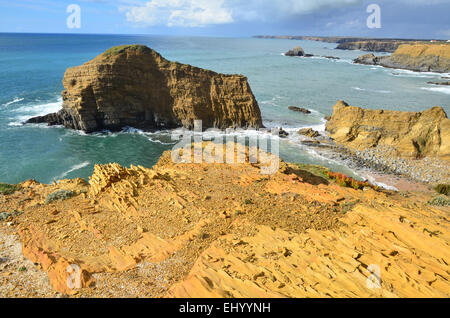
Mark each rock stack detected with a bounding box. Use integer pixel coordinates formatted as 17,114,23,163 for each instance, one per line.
26,45,263,132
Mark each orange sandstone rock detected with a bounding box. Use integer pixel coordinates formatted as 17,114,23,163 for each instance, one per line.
0,143,448,297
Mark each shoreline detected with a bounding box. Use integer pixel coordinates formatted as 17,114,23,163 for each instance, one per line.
0,137,443,193
317,140,450,187
4,109,449,192
3,117,448,191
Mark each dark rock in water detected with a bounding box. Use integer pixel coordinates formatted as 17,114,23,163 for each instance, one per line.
323,56,340,60
25,45,263,132
298,128,320,138
25,110,82,129
278,128,289,138
301,140,321,146
427,81,450,86
288,106,311,114
285,47,305,57
304,54,314,57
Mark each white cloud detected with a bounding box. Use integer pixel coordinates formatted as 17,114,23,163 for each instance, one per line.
120,0,363,27
233,0,362,19
398,0,450,4
121,0,233,27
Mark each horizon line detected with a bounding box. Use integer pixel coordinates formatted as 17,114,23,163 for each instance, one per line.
1,31,448,41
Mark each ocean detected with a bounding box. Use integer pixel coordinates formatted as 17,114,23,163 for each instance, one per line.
0,33,449,184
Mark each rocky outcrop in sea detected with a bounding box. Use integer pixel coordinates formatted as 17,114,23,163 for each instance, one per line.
285,46,306,57
26,45,263,132
288,106,311,114
427,81,450,86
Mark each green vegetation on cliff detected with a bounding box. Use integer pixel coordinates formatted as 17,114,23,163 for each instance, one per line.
103,45,151,57
45,190,76,204
435,184,450,196
0,183,21,195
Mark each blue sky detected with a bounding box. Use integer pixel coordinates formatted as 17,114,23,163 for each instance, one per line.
0,0,449,39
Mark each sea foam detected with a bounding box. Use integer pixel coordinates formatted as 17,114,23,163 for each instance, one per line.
55,161,90,180
8,97,62,126
1,97,24,108
421,86,450,95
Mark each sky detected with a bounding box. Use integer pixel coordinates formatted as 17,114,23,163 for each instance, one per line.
0,0,449,39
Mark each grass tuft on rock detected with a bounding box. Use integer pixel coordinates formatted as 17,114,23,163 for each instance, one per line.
0,210,23,221
295,164,331,180
45,190,76,204
434,184,450,196
0,183,21,195
18,266,27,272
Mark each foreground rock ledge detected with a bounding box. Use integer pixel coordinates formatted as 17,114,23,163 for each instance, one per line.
26,45,263,132
1,143,449,297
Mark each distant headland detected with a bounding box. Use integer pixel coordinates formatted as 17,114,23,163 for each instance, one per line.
253,35,449,53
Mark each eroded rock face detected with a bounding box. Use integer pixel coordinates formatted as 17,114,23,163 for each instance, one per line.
325,101,450,160
354,44,450,73
26,45,263,132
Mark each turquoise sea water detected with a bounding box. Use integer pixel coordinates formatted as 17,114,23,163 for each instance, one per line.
0,33,449,184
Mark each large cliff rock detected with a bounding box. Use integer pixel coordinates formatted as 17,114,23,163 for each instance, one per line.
325,101,450,160
354,44,450,73
381,44,450,73
26,45,263,132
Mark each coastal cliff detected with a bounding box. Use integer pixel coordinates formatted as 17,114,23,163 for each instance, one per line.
336,40,406,53
254,35,446,53
26,45,263,132
326,101,450,160
1,143,449,297
354,43,450,73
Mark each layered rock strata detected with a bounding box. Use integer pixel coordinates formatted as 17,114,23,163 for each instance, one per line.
0,143,449,297
325,101,450,160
